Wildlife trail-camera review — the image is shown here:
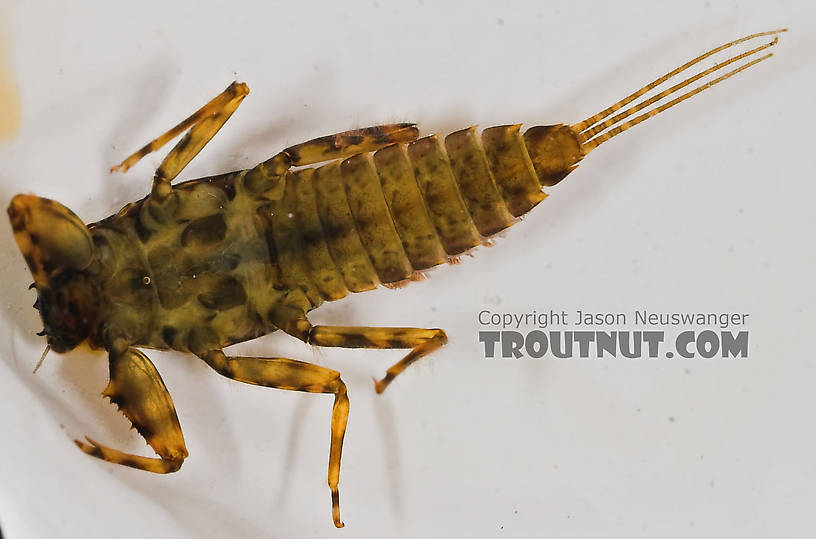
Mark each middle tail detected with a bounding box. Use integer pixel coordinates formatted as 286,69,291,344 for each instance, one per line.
571,29,784,152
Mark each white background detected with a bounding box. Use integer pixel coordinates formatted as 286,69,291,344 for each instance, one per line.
1,1,814,538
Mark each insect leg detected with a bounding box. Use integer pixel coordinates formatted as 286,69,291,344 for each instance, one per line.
272,312,448,394
197,350,349,528
309,326,447,393
284,123,420,165
111,81,249,200
74,348,188,473
243,123,420,195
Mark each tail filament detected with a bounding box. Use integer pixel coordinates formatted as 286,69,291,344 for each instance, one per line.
573,29,786,153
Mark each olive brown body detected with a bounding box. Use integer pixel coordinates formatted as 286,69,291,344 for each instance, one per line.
7,30,782,528
87,124,582,355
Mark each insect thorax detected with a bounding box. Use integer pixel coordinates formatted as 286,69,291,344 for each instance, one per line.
89,173,307,353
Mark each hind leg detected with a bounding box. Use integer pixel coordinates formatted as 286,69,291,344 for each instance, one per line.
197,350,350,528
243,122,420,195
309,326,447,393
270,311,447,394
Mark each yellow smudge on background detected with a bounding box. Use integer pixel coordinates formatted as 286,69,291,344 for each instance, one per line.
0,33,21,141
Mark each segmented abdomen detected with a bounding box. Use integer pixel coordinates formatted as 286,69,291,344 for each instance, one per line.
267,125,552,305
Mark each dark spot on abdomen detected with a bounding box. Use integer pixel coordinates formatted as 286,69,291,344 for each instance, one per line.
181,214,227,247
